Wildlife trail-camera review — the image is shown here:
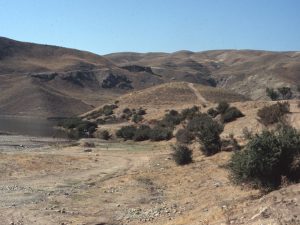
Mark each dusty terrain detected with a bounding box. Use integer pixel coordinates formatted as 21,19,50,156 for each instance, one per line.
1,37,300,117
0,135,299,225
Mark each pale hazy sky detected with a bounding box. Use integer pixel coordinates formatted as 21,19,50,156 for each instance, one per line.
1,0,299,54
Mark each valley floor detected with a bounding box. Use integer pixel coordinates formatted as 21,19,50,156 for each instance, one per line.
0,136,299,225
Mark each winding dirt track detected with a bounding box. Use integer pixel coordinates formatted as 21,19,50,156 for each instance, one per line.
187,83,207,104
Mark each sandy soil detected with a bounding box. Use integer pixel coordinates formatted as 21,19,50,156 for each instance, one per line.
0,135,299,225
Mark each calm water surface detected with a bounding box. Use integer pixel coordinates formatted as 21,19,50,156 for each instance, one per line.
0,115,67,138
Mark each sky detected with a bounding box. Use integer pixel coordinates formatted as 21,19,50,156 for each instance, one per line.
0,0,300,54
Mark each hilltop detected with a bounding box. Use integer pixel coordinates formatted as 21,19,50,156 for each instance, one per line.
0,37,300,117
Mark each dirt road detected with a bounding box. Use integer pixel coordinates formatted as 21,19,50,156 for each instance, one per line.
0,135,299,225
188,83,208,105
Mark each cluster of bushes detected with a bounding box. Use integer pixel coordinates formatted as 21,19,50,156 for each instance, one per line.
207,101,244,123
230,125,300,190
116,124,172,141
257,102,290,126
187,113,224,156
121,107,146,123
266,87,293,100
87,104,118,120
58,117,97,139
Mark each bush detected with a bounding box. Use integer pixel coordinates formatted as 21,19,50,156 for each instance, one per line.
266,88,279,100
221,107,244,123
172,145,193,165
58,117,82,129
149,126,173,141
257,102,290,126
181,106,200,120
187,113,223,156
116,125,137,140
159,110,182,128
102,104,117,116
277,87,292,100
98,130,110,140
132,114,143,123
229,125,300,190
58,118,97,139
133,125,151,141
207,107,219,118
175,128,194,144
216,101,230,114
137,108,146,115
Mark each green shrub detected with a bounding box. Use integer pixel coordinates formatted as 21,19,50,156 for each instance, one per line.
181,106,200,120
149,126,173,141
257,102,290,126
133,125,151,141
221,107,244,123
172,145,193,165
175,128,194,144
159,110,182,128
216,101,230,114
229,125,300,190
187,113,223,156
132,114,143,123
102,104,117,116
137,108,146,115
116,125,137,140
277,87,292,100
58,117,82,129
58,118,97,139
98,130,110,140
96,118,106,125
266,88,279,100
207,107,219,118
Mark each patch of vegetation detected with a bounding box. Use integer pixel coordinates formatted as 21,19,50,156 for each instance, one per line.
132,114,143,123
58,117,97,139
208,102,244,123
187,113,223,156
116,125,137,140
229,125,300,191
181,106,200,120
172,145,193,165
266,87,279,100
133,125,151,141
221,106,244,123
266,87,293,100
207,107,219,118
98,130,110,140
159,110,183,129
87,104,118,119
175,128,194,144
116,124,172,142
149,126,173,141
257,102,290,126
278,87,292,100
216,101,230,114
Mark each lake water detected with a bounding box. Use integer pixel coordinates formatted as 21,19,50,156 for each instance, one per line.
0,115,67,138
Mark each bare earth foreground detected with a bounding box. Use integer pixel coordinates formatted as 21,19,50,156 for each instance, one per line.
0,135,299,225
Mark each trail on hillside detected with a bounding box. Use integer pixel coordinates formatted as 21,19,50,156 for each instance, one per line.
188,83,208,104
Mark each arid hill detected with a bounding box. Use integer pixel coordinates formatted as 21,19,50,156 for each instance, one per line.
106,50,300,100
1,37,300,116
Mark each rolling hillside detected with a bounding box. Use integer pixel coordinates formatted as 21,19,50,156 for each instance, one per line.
1,37,300,117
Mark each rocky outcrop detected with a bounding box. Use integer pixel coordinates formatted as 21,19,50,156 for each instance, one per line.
121,65,154,74
101,73,133,90
30,72,58,81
